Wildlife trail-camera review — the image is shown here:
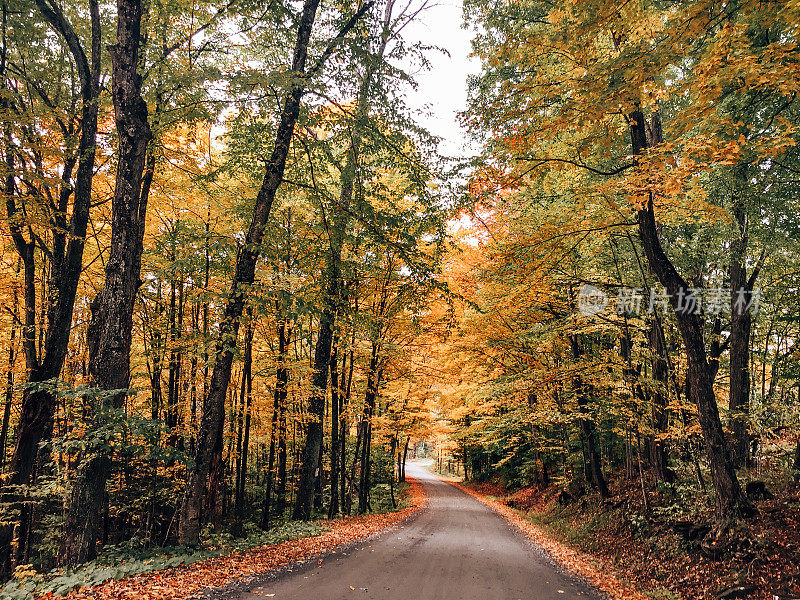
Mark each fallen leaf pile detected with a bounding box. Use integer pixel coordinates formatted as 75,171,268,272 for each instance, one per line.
450,479,652,600
32,479,424,600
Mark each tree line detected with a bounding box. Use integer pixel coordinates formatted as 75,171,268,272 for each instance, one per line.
0,0,442,575
435,0,800,525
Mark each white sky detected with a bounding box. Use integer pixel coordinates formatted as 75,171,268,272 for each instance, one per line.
214,2,480,162
397,0,481,159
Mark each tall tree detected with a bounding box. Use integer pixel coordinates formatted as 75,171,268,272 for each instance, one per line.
630,108,754,518
179,0,372,544
60,0,153,565
0,0,100,571
294,0,387,521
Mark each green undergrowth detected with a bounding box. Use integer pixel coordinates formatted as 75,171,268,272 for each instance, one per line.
3,482,412,600
523,503,616,552
370,482,410,513
1,520,324,600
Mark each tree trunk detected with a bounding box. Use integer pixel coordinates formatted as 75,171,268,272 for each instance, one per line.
293,289,336,519
358,344,381,514
340,346,353,512
400,437,409,483
179,0,324,544
60,0,153,565
328,335,340,518
188,305,199,455
358,420,373,514
1,3,100,572
166,274,185,445
569,331,610,498
0,295,16,570
729,199,757,469
313,427,325,512
346,417,363,516
388,436,397,509
147,284,164,421
578,409,608,497
276,322,290,519
0,308,16,472
260,388,279,529
647,318,674,482
234,317,253,514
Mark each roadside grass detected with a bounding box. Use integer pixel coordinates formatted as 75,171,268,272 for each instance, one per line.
1,521,324,600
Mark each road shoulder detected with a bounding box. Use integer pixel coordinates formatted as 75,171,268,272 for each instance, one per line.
444,475,652,600
27,480,424,600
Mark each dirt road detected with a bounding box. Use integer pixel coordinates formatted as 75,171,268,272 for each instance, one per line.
232,463,602,600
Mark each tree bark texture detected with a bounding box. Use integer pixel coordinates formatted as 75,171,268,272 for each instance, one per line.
60,0,153,565
632,107,753,519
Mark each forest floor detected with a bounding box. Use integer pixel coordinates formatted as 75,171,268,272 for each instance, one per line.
462,476,800,600
3,481,424,600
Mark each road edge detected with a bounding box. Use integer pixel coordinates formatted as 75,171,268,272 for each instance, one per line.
437,474,652,600
27,479,426,600
199,477,427,599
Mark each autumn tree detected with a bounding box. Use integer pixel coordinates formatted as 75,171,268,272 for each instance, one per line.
178,0,376,544
463,0,799,519
0,0,101,571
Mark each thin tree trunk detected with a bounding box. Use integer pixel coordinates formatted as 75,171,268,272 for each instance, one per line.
636,428,651,516
238,369,253,507
293,290,336,519
188,303,199,455
340,342,354,512
328,335,340,518
0,301,16,472
347,417,363,516
647,318,673,482
729,198,758,469
167,274,185,446
358,345,381,514
358,420,373,514
625,427,636,479
313,427,325,512
148,282,164,421
166,274,178,430
180,0,373,542
261,390,279,529
569,330,610,498
276,321,290,519
400,437,409,483
388,436,397,509
234,317,253,515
